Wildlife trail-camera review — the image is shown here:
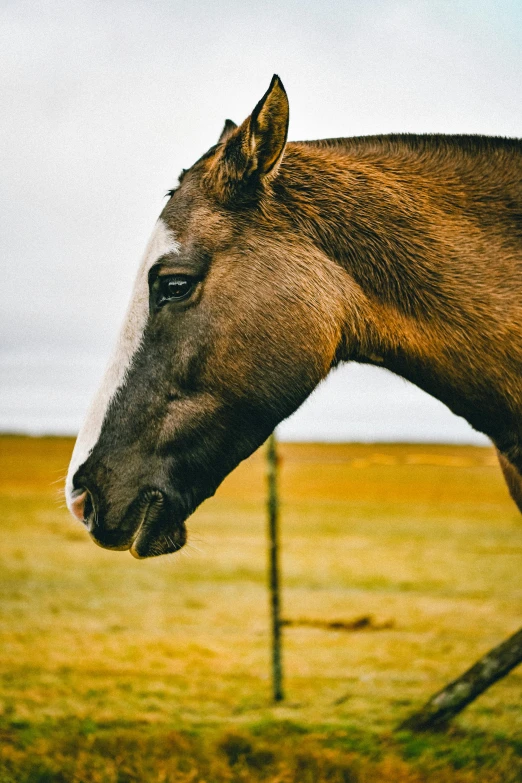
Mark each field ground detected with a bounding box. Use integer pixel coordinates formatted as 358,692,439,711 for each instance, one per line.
0,435,521,782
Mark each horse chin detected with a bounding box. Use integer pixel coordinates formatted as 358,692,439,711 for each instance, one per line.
129,518,187,559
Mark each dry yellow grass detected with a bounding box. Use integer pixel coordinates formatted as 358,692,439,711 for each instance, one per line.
0,436,521,781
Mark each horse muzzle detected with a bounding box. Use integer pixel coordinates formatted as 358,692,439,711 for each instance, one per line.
70,485,187,558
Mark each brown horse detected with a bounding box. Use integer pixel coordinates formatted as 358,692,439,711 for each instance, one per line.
66,75,522,558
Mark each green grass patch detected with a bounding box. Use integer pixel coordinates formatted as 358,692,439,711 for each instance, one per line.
1,718,521,782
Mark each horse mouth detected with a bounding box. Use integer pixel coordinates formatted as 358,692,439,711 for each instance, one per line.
88,488,187,559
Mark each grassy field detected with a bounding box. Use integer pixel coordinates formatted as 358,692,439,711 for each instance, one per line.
0,435,521,782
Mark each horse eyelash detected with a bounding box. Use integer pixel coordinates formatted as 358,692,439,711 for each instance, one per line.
165,169,188,199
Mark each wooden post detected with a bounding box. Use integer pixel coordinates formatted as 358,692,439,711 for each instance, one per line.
266,432,284,702
400,626,522,731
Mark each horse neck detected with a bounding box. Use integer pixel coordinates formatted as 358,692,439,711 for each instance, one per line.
276,140,522,446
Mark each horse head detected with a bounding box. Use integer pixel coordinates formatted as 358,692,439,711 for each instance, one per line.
66,76,352,557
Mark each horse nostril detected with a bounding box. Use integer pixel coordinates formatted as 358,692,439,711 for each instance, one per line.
70,489,93,522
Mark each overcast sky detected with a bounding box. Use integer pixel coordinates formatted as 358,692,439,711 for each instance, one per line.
1,0,520,440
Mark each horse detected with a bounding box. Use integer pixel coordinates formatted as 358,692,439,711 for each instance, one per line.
66,75,522,560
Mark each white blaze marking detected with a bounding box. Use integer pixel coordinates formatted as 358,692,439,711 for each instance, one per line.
65,219,179,511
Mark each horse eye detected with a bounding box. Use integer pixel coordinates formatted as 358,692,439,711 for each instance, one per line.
155,275,195,306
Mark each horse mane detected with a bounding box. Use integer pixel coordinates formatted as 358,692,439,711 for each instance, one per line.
302,133,522,156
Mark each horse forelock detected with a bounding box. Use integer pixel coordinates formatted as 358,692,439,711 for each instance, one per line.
65,218,180,510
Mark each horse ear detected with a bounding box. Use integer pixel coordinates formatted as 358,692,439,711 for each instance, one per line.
209,75,289,201
247,74,289,175
218,119,238,144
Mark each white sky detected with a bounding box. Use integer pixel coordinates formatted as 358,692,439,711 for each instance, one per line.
0,0,520,441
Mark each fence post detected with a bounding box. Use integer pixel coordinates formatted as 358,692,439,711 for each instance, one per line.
400,626,522,731
266,432,284,702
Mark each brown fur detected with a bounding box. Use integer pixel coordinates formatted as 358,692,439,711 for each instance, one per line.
70,76,522,557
